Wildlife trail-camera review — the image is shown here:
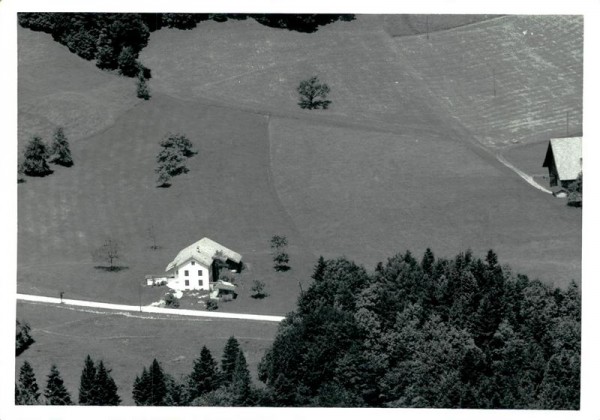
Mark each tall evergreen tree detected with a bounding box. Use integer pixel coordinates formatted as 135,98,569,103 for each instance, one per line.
421,248,435,276
132,359,167,406
22,135,52,177
95,28,115,70
311,256,327,282
16,361,40,405
188,346,219,402
95,361,121,405
49,127,73,167
78,355,97,405
44,365,72,405
221,336,241,386
136,73,150,100
231,351,252,405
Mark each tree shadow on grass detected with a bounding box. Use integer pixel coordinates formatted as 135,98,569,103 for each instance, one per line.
94,266,129,272
156,183,171,188
274,265,291,272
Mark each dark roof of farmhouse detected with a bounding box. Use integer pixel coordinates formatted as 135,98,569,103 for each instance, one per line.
543,137,582,181
166,238,242,272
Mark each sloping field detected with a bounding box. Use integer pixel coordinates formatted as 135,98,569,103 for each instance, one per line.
18,93,316,315
269,116,581,287
140,17,472,137
383,14,502,37
16,301,278,405
18,26,139,146
395,15,583,148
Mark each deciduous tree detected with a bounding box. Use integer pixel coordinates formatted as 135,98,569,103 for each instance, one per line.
297,76,332,110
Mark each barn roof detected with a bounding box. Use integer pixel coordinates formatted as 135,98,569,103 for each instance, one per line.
543,137,582,182
166,238,242,272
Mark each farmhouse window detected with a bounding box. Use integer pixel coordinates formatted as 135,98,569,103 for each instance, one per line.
198,270,202,276
198,280,203,286
184,270,189,276
185,280,189,286
191,261,195,265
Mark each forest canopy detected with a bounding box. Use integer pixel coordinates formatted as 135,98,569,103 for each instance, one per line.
258,249,581,408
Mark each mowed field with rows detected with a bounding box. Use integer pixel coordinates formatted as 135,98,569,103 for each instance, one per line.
17,15,582,398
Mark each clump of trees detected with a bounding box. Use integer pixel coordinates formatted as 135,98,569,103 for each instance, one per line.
155,133,197,187
297,76,332,110
164,291,180,308
16,362,74,405
79,355,121,405
270,235,290,271
20,127,73,182
258,249,581,409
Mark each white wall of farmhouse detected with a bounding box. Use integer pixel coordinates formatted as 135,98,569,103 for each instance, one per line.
167,258,212,291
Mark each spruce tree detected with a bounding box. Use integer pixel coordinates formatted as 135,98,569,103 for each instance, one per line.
421,248,435,276
231,351,252,406
95,361,121,405
16,361,40,405
136,73,150,100
132,359,167,406
95,28,115,70
311,256,326,282
188,346,219,402
22,135,52,177
78,355,97,405
49,127,73,167
44,365,72,405
221,336,241,386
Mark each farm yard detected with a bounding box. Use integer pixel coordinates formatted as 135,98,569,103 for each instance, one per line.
16,13,583,407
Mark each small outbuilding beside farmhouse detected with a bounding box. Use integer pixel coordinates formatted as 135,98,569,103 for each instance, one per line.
159,238,242,292
542,137,582,188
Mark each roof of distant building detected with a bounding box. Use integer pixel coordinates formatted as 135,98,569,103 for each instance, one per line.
543,137,582,181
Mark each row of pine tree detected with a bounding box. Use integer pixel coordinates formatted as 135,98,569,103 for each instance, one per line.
15,336,253,406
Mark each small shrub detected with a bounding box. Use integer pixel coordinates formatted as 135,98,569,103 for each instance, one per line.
136,74,150,100
251,280,268,299
206,299,218,311
164,292,180,308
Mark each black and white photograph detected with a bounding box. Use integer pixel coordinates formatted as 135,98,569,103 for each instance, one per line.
1,0,599,419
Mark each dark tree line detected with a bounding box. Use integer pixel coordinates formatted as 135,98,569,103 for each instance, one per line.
258,249,581,408
18,13,355,79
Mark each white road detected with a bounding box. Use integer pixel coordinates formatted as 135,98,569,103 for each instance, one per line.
16,293,285,323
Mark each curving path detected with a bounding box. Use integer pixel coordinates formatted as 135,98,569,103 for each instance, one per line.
17,293,285,323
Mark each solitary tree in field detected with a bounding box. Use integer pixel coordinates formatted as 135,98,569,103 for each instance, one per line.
155,133,196,187
136,73,151,100
92,238,124,271
49,127,73,167
270,235,290,271
250,280,267,299
44,365,72,405
297,76,332,110
23,135,52,177
16,361,40,405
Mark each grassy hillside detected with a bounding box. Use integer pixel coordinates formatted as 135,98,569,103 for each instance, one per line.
18,26,138,147
395,15,583,148
383,14,502,36
18,93,316,315
16,301,278,405
269,117,581,288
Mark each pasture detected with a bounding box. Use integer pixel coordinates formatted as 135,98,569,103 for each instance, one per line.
16,301,279,405
16,14,583,393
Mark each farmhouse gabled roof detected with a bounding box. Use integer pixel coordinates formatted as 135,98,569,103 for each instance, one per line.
166,238,242,272
543,137,582,182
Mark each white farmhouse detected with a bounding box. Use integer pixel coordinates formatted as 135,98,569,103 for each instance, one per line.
163,238,242,292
